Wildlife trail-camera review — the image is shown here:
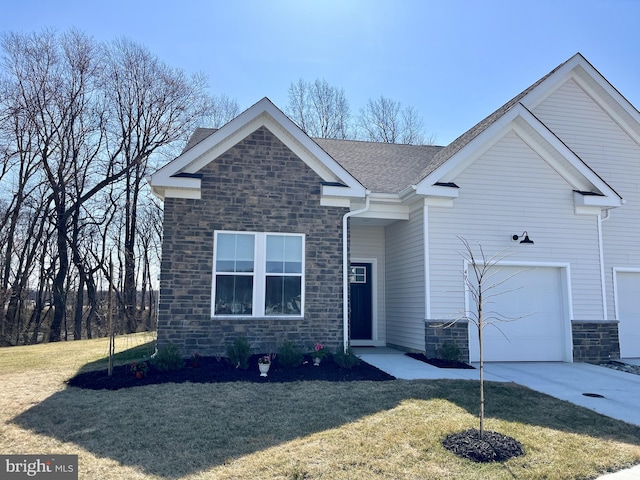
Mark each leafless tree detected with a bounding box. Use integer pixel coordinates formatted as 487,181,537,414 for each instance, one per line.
207,93,240,128
0,29,222,343
286,78,350,139
357,95,431,145
102,37,212,334
451,237,528,438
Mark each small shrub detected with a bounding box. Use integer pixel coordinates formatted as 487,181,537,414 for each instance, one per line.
438,341,461,362
227,337,251,370
278,340,303,368
152,343,184,372
334,345,360,370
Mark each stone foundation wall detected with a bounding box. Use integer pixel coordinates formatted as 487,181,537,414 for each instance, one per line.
572,321,620,362
158,126,348,357
425,320,470,363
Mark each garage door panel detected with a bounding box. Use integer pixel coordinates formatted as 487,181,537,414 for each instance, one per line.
468,266,566,362
617,272,640,358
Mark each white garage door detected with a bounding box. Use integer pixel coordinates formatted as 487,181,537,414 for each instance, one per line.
616,271,640,358
468,266,568,362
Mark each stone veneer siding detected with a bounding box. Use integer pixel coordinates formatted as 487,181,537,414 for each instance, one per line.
158,126,349,357
425,320,470,363
425,320,620,363
572,321,620,362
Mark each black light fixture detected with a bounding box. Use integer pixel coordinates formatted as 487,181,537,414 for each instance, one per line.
512,231,534,244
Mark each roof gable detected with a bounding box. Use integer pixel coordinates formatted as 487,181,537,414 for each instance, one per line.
149,98,366,200
416,103,622,208
414,53,636,209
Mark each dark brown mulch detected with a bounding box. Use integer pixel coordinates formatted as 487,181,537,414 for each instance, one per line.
405,352,475,369
66,354,395,390
442,429,525,463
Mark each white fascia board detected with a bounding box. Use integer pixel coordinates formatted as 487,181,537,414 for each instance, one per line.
573,191,621,208
148,174,201,200
575,205,607,216
419,183,459,198
320,197,351,207
149,97,365,199
415,104,526,194
359,201,409,220
161,187,202,200
321,184,365,198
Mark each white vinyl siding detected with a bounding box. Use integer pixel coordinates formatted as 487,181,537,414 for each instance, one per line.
385,203,425,351
351,225,386,342
533,78,640,322
428,130,601,323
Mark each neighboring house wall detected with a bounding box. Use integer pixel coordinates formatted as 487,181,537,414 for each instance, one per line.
351,225,386,343
158,126,348,356
385,202,426,351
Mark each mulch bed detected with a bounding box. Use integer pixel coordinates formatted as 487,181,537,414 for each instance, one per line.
405,352,475,369
67,354,396,390
442,429,525,462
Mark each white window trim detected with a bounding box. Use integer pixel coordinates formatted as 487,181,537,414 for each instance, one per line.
212,231,305,318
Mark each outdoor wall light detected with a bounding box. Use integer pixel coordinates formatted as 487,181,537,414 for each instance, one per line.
512,231,534,244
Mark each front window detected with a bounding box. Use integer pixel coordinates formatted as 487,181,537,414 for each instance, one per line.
213,231,304,317
214,233,254,315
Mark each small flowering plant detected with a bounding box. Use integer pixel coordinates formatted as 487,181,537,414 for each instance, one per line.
312,343,328,359
190,352,202,368
130,361,148,378
258,355,272,365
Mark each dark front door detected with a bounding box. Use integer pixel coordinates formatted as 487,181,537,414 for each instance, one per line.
350,262,373,340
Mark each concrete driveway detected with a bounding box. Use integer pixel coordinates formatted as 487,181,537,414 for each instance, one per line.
355,348,640,427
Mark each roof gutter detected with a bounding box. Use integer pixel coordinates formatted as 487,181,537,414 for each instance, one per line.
342,192,371,353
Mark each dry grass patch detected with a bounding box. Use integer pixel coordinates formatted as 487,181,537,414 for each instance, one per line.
1,335,640,479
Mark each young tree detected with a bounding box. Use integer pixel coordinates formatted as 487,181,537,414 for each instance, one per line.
454,237,526,438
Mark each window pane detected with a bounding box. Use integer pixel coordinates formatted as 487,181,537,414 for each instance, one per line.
216,233,254,272
284,236,302,273
214,275,253,315
266,235,302,274
266,235,284,273
265,276,301,315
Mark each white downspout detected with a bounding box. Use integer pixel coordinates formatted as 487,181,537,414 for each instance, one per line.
342,192,371,352
598,209,611,321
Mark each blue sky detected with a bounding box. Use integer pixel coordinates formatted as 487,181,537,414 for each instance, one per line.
2,0,639,145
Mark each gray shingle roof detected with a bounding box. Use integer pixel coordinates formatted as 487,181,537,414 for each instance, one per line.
183,127,218,153
314,138,443,193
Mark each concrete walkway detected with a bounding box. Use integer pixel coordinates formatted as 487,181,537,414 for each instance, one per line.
354,348,640,480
